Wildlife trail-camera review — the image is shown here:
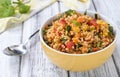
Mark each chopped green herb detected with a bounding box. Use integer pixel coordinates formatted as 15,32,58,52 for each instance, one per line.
77,43,83,48
65,9,75,16
88,47,93,53
65,25,71,32
74,45,77,49
42,29,47,35
72,20,81,26
96,32,101,38
84,10,87,15
57,13,64,19
45,40,50,44
95,13,99,19
108,32,113,36
109,26,113,32
61,37,67,43
97,41,101,47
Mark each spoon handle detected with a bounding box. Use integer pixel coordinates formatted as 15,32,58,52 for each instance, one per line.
24,30,39,45
29,30,39,40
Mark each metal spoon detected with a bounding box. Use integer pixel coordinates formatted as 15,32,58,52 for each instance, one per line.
3,30,39,56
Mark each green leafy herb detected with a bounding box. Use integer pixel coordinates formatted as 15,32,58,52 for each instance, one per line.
109,26,113,32
88,47,93,53
0,0,31,18
57,13,64,19
72,20,81,26
65,25,71,32
95,13,98,19
42,29,47,35
0,0,15,18
65,9,75,16
96,32,101,38
97,41,101,47
61,37,67,43
77,43,82,48
45,40,50,44
13,0,30,14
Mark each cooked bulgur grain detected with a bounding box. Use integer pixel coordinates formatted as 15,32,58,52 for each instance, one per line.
43,10,115,54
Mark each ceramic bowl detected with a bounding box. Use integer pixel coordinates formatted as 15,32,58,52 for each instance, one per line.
40,10,117,72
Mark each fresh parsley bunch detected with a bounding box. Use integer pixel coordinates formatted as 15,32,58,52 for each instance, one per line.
0,0,30,18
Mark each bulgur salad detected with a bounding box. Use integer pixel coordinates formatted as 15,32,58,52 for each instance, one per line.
42,10,115,54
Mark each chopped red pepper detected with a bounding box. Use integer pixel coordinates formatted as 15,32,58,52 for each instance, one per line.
88,19,98,26
60,19,67,25
93,47,99,52
66,41,74,49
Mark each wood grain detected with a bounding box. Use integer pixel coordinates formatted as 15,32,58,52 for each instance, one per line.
0,24,22,77
20,2,68,77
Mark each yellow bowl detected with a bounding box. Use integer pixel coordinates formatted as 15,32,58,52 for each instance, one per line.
40,10,117,72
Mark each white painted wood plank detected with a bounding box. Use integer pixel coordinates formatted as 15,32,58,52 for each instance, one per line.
20,2,68,77
0,24,22,77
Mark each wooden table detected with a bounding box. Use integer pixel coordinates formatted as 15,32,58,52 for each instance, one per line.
0,0,120,77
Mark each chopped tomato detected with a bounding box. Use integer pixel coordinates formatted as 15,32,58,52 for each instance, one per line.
66,41,74,49
60,19,67,25
93,47,99,52
88,19,98,26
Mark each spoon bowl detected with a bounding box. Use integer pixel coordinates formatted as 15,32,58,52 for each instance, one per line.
3,30,39,56
3,44,27,56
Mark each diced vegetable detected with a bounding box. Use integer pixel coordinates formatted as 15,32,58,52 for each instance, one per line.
97,41,101,47
66,41,74,49
88,47,93,53
93,47,99,52
95,13,100,19
42,29,47,35
57,13,64,19
109,26,113,32
45,40,50,44
77,43,83,48
61,37,67,43
96,32,101,38
103,30,108,36
60,19,67,25
77,17,85,23
65,25,71,32
72,20,81,26
88,19,98,26
65,9,75,16
72,26,80,32
72,37,79,44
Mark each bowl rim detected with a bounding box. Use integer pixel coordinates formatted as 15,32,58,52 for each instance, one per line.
40,10,117,56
